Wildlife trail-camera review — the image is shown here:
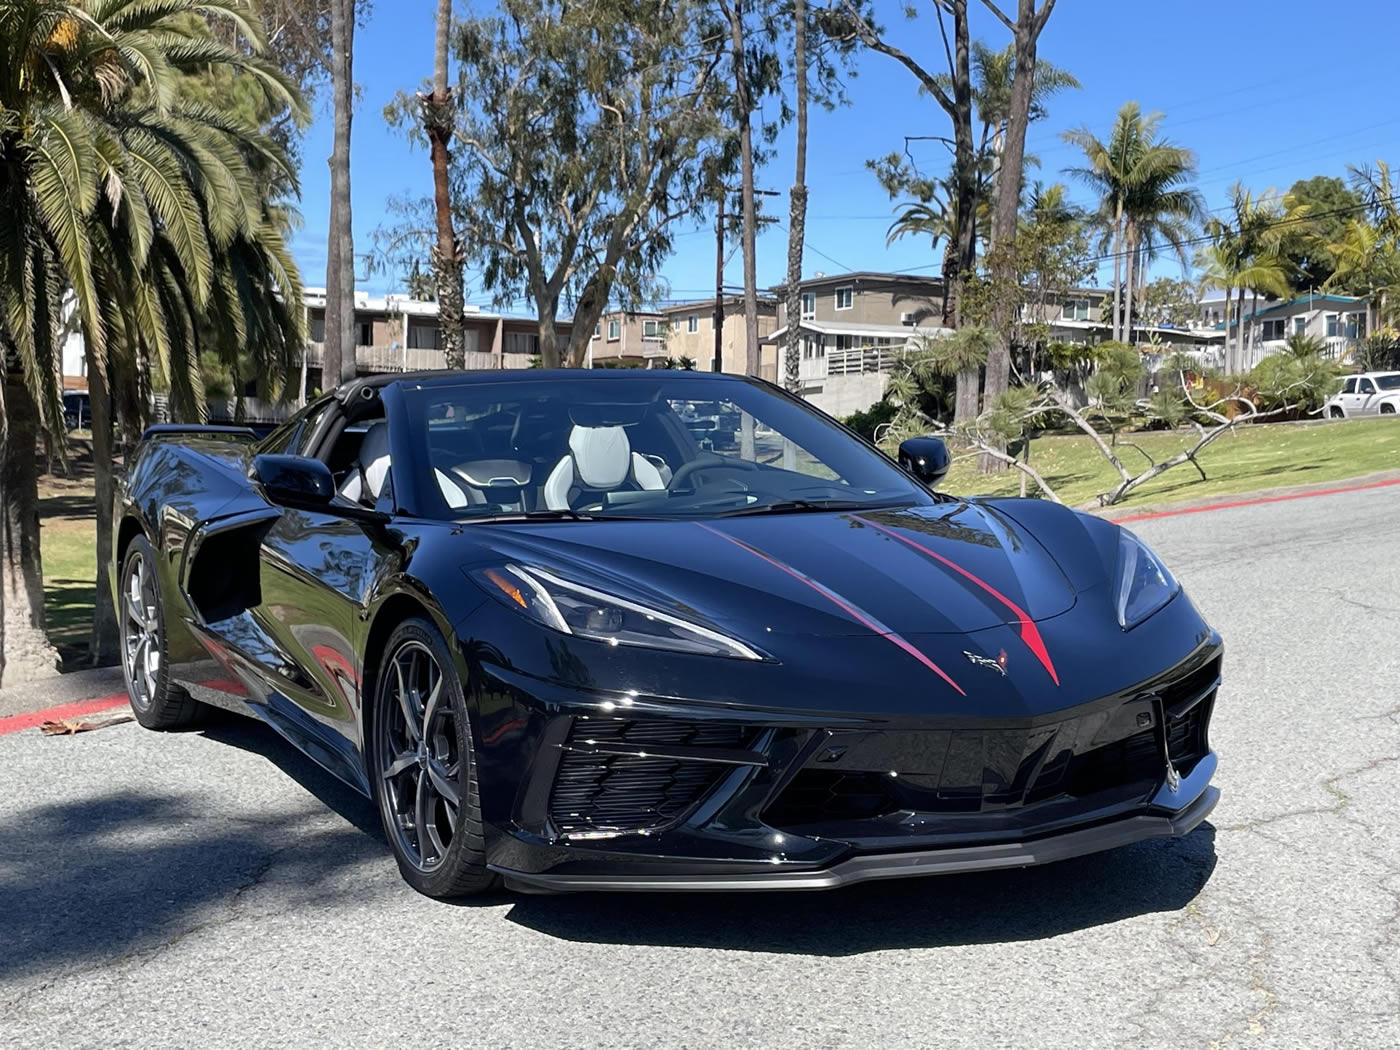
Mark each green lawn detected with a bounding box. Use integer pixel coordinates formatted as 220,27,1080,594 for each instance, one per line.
39,469,98,670
938,417,1400,508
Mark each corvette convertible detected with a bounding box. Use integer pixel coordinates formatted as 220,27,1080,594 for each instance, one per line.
113,369,1221,897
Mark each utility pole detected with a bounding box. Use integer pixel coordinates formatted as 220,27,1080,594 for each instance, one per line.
713,193,725,373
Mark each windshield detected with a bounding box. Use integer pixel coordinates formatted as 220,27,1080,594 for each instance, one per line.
1375,374,1400,391
401,375,933,520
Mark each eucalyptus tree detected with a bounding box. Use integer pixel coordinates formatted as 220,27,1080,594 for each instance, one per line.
395,0,732,368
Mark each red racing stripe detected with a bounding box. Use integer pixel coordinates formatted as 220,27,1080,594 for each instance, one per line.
857,516,1060,686
695,522,966,696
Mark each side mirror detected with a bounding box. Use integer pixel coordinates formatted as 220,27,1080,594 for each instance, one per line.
253,454,336,507
898,436,951,487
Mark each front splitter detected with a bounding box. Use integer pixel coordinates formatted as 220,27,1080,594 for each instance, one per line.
493,785,1220,893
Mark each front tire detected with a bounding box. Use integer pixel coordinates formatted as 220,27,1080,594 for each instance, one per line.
1328,406,1344,419
1382,403,1396,415
371,618,496,898
119,535,204,729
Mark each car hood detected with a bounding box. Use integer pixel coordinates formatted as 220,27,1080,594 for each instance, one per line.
474,502,1079,640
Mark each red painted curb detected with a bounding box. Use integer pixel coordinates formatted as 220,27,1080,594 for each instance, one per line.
0,694,130,737
1110,477,1400,524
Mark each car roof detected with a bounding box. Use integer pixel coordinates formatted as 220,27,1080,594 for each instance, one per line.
334,368,750,402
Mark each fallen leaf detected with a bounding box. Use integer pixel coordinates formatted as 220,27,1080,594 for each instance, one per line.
1206,925,1221,946
39,713,134,736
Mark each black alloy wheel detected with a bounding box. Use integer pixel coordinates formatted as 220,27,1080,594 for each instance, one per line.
372,618,496,898
119,535,203,729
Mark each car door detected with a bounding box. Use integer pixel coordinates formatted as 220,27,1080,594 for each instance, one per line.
1336,377,1359,416
245,402,402,779
1356,377,1378,416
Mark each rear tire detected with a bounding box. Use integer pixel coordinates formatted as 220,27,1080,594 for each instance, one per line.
1329,406,1344,419
1382,403,1396,415
119,535,204,729
371,617,497,898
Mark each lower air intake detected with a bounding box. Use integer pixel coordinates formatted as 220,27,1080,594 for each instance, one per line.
549,720,749,838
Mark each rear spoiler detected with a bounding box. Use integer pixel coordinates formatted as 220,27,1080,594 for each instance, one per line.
141,423,259,441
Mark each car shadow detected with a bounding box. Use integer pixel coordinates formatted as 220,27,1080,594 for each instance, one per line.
499,825,1218,955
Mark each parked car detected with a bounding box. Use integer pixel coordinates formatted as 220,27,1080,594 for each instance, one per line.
113,369,1221,898
63,390,90,431
1324,372,1400,418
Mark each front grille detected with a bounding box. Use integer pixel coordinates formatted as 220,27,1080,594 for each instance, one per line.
1166,697,1211,771
549,720,749,837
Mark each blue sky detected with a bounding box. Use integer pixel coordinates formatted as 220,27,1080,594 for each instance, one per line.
291,0,1398,307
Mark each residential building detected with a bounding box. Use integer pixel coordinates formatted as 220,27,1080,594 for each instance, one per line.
765,272,949,416
656,297,780,377
300,288,573,394
1230,293,1370,370
587,309,668,367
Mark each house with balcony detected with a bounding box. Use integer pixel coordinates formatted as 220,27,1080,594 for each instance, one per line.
1229,293,1370,370
300,288,573,395
763,271,950,416
587,309,669,367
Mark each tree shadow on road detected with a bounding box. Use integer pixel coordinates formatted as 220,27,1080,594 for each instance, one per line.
500,826,1218,955
0,716,384,983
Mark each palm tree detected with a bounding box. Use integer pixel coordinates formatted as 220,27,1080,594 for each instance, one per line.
423,0,463,369
0,0,305,679
1199,184,1295,371
782,0,808,395
1063,103,1200,344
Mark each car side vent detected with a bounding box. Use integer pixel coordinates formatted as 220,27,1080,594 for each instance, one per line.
186,519,275,623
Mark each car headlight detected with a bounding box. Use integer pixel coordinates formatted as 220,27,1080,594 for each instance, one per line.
472,564,763,660
1114,530,1180,629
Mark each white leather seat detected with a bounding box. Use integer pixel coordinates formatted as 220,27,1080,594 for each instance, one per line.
338,421,471,510
542,425,665,510
338,421,391,504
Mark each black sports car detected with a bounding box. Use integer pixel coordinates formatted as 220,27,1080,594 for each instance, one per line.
113,369,1221,897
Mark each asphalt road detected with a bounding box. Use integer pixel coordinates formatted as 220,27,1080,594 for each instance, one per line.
3,486,1398,1049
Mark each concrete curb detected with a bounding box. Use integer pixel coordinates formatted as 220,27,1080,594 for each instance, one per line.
0,666,125,721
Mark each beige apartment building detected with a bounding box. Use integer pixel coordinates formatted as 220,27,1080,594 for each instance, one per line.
589,297,780,378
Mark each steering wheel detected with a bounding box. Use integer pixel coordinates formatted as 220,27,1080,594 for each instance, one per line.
667,452,760,491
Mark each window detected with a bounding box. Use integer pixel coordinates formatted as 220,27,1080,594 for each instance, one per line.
608,319,620,340
1341,377,1357,394
1294,316,1307,335
1359,377,1376,394
643,319,663,338
407,322,442,350
1346,312,1367,339
309,313,326,343
801,292,815,319
834,286,853,311
503,331,538,355
835,334,854,351
259,399,332,457
356,320,373,347
594,323,601,337
802,336,822,360
1259,319,1287,341
1326,314,1339,338
1061,299,1090,321
687,314,698,333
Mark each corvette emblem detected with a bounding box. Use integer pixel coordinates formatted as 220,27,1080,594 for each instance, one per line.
963,649,1008,676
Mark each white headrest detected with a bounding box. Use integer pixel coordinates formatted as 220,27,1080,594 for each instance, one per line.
359,422,391,499
569,425,631,488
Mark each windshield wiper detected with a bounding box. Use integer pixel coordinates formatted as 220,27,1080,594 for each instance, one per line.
714,498,912,518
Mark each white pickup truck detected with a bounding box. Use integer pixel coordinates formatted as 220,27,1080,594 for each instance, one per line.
1324,371,1400,418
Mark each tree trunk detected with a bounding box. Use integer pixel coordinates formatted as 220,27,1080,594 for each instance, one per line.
1248,289,1258,366
1220,285,1231,372
724,1,759,459
325,0,356,387
1110,200,1123,342
0,378,61,686
979,0,1052,474
86,350,118,667
948,0,978,428
1234,286,1246,374
427,0,463,370
782,0,808,395
1122,221,1136,346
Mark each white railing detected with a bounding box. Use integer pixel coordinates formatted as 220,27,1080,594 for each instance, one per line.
827,344,901,376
